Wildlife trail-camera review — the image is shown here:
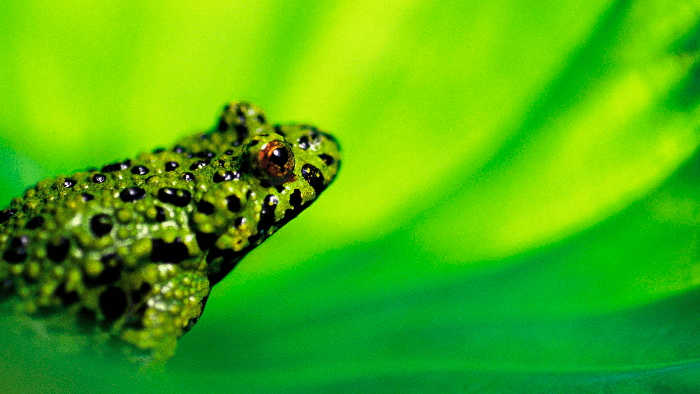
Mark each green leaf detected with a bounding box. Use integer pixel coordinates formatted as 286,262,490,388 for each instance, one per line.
2,0,700,393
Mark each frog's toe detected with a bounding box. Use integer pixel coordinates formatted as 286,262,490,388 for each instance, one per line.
182,293,208,334
118,268,210,359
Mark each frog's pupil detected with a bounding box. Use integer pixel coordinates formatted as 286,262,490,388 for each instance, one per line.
269,148,288,167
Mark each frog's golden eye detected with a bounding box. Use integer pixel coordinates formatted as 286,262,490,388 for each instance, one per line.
257,141,295,182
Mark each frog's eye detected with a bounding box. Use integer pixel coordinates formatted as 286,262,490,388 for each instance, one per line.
256,141,295,182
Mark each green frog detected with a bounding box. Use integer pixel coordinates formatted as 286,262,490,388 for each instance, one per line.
0,102,340,361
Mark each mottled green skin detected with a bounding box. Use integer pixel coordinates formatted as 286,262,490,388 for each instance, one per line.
0,102,340,360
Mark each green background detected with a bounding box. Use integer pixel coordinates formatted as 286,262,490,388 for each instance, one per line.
2,0,700,392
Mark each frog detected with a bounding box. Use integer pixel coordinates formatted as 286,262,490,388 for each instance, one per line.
0,102,340,361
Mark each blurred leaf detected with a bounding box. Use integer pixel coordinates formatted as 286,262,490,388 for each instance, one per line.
419,0,700,262
2,0,700,393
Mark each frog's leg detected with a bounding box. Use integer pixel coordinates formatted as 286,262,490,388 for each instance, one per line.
112,263,210,360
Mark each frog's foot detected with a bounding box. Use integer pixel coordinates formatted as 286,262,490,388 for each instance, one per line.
113,265,210,361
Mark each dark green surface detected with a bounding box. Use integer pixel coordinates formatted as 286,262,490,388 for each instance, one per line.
2,0,700,392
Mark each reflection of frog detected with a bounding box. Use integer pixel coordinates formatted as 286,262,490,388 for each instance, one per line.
0,102,340,360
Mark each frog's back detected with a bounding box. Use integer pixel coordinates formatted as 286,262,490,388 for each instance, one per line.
0,102,340,360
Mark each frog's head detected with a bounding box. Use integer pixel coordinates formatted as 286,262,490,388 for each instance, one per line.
217,102,340,205
252,124,340,193
202,102,340,285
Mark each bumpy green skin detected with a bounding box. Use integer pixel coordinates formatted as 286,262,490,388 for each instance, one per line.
0,102,340,360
